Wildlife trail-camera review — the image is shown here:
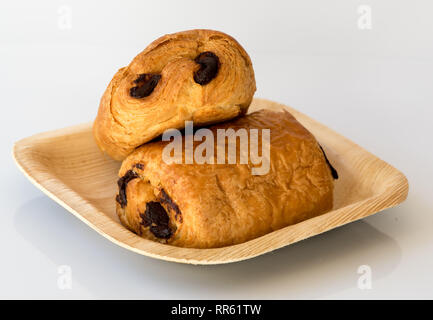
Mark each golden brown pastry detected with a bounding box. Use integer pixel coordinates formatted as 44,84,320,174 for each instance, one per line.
115,108,337,248
93,29,256,161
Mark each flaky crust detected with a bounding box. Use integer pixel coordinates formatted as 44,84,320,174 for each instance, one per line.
116,109,335,248
93,29,256,160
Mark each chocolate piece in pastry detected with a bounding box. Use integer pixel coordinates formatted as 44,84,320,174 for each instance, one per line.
115,109,336,248
93,29,256,161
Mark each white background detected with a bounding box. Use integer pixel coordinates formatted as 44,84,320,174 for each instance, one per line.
1,0,432,299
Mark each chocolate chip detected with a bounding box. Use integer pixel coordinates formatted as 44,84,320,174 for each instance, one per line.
116,170,139,208
130,73,161,98
319,145,339,180
141,202,170,227
134,163,144,170
193,51,220,85
159,189,182,222
140,201,173,239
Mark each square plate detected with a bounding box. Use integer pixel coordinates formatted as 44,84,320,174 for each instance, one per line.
13,98,409,264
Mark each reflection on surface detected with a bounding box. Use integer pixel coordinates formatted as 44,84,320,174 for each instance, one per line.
14,196,402,299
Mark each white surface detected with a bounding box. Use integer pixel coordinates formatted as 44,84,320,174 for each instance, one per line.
1,0,432,299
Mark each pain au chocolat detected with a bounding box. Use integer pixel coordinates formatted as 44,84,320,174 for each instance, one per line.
115,109,337,249
93,29,256,161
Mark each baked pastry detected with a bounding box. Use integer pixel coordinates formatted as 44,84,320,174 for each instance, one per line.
115,108,337,248
93,29,256,161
